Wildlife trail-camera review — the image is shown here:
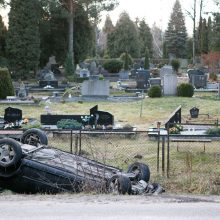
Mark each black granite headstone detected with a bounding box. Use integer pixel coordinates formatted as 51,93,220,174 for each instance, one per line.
90,105,114,126
4,107,22,123
136,69,150,89
190,107,199,118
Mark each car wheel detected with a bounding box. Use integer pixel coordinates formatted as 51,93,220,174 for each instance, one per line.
21,128,48,146
0,138,22,168
127,162,150,182
107,174,132,195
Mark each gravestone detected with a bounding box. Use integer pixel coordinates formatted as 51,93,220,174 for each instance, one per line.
38,69,58,88
90,105,114,127
179,59,188,69
136,69,150,89
187,69,207,89
4,107,22,123
149,78,161,87
190,107,199,118
163,73,177,96
159,65,173,78
16,82,28,99
119,70,129,80
89,75,99,80
79,68,90,78
81,80,110,97
89,61,97,75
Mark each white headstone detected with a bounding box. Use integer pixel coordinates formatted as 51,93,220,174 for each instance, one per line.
159,65,173,78
81,80,109,97
163,73,177,96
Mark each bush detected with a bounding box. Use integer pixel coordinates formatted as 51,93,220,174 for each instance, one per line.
57,119,82,130
171,59,180,72
120,52,133,71
205,128,220,135
148,85,162,98
0,68,14,99
64,53,74,76
209,72,217,81
103,59,123,73
74,77,89,83
177,83,194,97
0,57,8,68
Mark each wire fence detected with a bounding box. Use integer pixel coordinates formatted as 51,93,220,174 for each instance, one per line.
45,129,220,194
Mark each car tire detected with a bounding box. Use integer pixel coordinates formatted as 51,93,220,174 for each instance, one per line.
21,128,48,146
0,138,22,168
127,162,150,182
107,174,132,195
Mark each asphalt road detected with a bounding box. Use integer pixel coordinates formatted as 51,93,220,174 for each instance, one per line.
0,194,219,220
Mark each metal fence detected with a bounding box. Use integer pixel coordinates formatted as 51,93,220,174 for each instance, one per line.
46,130,158,174
45,128,220,194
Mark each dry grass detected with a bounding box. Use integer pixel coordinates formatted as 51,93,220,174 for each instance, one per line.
0,91,219,130
0,91,220,195
48,132,220,195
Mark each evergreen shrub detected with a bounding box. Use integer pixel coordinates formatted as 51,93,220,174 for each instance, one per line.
119,52,133,70
171,59,180,72
103,59,123,73
148,85,162,98
209,72,217,81
177,83,194,97
0,68,14,99
57,119,82,130
205,128,220,135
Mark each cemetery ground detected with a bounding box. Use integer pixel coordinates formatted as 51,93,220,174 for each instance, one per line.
0,91,220,195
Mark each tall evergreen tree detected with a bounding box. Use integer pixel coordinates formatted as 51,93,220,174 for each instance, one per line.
107,11,140,58
103,14,114,34
0,15,7,57
138,19,153,57
98,15,114,56
39,2,94,67
6,0,41,79
210,12,220,51
165,0,187,58
200,18,209,53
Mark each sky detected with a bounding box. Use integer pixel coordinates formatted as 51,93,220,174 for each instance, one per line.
100,0,218,35
0,0,218,35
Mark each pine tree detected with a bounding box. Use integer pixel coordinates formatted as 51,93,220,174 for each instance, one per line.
138,19,153,57
107,12,140,58
210,13,220,51
144,47,150,69
6,0,41,79
0,15,7,58
98,15,114,57
103,15,114,34
165,0,188,58
200,19,209,53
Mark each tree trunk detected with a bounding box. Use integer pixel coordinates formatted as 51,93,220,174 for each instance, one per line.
68,0,74,62
193,0,196,64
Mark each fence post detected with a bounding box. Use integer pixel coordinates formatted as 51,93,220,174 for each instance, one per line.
75,133,78,154
70,130,73,154
157,122,161,173
162,136,165,176
79,130,82,155
167,122,170,178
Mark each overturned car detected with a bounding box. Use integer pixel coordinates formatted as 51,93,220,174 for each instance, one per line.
0,129,163,195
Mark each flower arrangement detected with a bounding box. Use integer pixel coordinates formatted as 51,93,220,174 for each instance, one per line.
169,124,183,134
